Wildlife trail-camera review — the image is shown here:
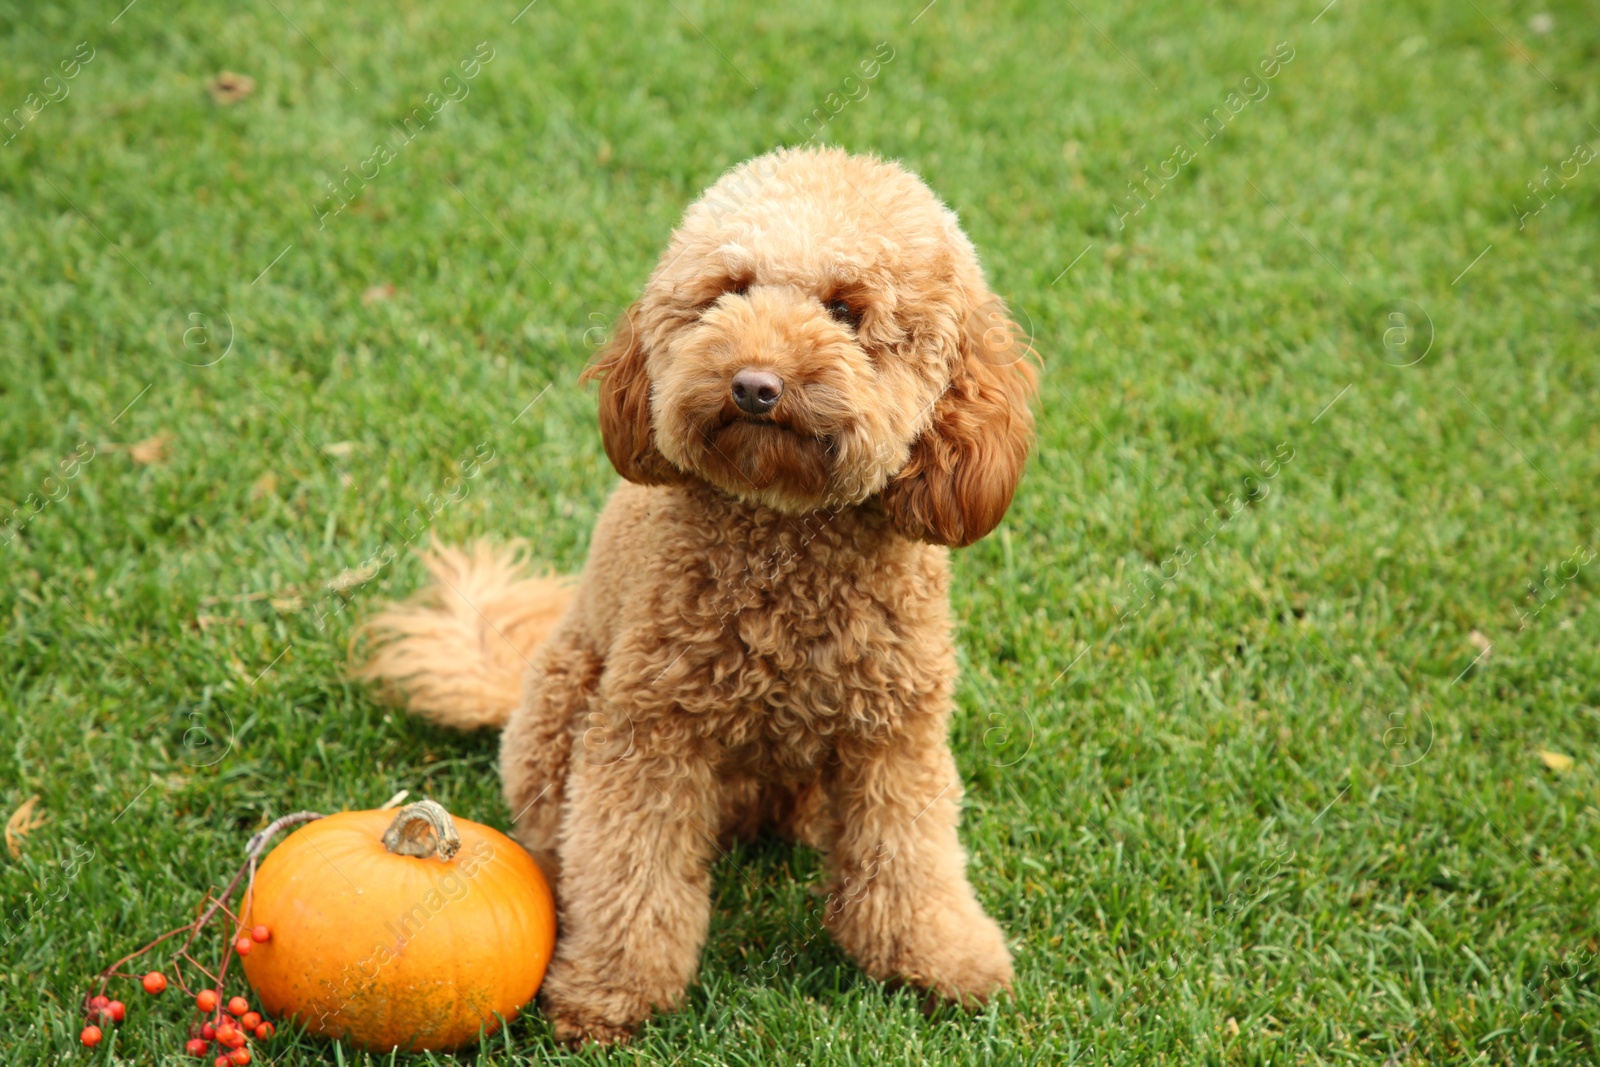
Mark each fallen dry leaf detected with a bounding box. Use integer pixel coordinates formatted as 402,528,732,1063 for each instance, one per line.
6,795,49,859
1224,1017,1240,1038
1468,630,1492,653
1539,749,1575,773
100,431,172,464
323,441,358,460
128,432,171,464
207,71,256,105
361,283,396,306
251,471,279,500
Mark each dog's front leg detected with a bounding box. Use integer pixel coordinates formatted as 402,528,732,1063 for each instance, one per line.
824,715,1014,1006
538,718,722,1044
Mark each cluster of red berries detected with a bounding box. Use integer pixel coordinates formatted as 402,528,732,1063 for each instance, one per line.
79,993,126,1044
80,925,275,1062
185,988,274,1064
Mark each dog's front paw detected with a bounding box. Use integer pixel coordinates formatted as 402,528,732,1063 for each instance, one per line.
538,957,662,1046
542,1000,638,1046
896,901,1014,1007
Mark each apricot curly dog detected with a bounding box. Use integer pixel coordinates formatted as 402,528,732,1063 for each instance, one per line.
357,146,1038,1044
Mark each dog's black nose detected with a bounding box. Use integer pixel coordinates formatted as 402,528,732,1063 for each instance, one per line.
731,367,784,415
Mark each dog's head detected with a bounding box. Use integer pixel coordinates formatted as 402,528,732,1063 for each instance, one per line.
583,147,1037,547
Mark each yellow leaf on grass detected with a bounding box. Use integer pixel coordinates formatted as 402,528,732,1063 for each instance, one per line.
6,795,49,859
1538,749,1575,773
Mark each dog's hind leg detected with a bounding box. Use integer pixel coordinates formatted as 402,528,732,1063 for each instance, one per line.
500,633,602,886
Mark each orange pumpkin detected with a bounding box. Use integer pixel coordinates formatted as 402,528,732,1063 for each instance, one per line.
241,800,555,1051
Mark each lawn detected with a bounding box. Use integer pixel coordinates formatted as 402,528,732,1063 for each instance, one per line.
2,0,1599,1062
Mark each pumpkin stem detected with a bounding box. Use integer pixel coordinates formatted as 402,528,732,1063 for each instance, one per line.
381,799,462,860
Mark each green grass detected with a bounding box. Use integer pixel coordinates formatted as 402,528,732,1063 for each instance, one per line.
2,0,1599,1062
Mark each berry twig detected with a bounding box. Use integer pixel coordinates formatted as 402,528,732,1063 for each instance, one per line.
79,810,323,1059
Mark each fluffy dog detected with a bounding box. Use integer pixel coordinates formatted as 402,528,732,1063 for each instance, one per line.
357,146,1037,1043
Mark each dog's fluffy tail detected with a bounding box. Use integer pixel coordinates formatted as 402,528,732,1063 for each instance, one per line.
351,540,575,730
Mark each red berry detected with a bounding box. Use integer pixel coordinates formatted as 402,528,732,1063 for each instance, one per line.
254,1021,274,1039
250,925,270,943
80,1024,103,1046
107,1000,126,1023
215,1057,230,1067
229,1048,252,1065
233,936,253,956
186,1037,210,1057
214,1022,237,1043
142,971,168,995
240,1012,261,1030
218,1026,246,1049
89,994,111,1010
196,989,219,1012
227,996,249,1017
201,1021,217,1040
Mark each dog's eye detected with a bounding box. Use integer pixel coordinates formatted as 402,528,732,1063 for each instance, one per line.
825,299,861,330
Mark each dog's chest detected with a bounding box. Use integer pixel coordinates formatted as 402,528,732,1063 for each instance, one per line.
653,510,953,770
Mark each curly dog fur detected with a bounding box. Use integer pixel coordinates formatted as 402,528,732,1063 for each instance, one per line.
356,146,1037,1044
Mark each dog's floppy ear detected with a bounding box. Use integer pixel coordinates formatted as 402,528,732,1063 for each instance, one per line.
881,296,1038,547
580,302,682,485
